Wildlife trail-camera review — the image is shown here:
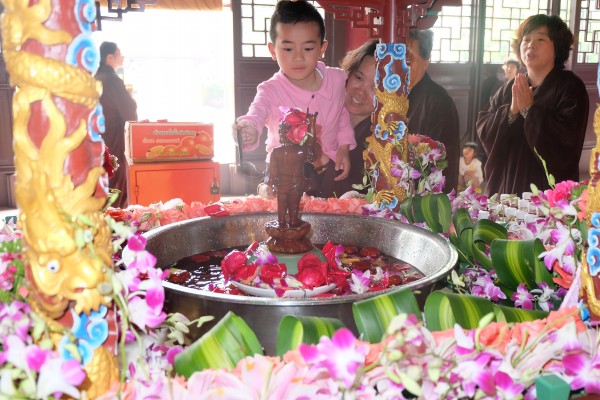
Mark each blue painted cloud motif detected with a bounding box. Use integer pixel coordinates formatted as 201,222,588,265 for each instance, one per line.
393,120,407,141
587,213,600,277
88,105,105,142
67,34,99,73
75,0,96,32
59,306,109,366
375,43,408,94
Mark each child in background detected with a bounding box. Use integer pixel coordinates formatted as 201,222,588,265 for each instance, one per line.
458,142,484,193
234,0,355,196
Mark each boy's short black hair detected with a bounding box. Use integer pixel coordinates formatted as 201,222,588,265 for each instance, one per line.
464,141,478,150
269,1,325,44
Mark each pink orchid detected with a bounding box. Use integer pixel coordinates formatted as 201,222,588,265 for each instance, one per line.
0,301,32,341
126,233,147,251
137,267,169,310
511,283,534,309
128,295,167,330
300,328,368,388
454,324,475,356
36,357,86,399
494,370,525,398
562,352,600,394
539,221,580,270
5,334,29,370
25,345,50,372
349,269,372,294
471,275,507,302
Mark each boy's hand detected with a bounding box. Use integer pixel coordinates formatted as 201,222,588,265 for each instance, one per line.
334,145,350,181
232,121,259,150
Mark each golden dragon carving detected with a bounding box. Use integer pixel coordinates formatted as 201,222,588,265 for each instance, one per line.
1,0,119,396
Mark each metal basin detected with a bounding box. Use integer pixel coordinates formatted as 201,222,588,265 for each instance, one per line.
145,212,458,354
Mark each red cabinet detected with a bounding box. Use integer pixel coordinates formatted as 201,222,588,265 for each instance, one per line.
127,160,220,206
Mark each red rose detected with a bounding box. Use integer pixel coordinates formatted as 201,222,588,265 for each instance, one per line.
280,107,309,144
321,241,342,269
358,247,381,258
103,145,118,178
104,208,130,222
221,250,247,281
204,203,229,217
260,263,287,284
245,241,260,255
232,264,258,283
296,253,328,289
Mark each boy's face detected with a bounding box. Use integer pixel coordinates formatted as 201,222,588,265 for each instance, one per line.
268,21,328,88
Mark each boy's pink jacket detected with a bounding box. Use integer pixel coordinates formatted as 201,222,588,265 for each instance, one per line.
238,61,356,162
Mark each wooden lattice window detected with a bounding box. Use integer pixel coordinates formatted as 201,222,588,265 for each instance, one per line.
578,0,600,63
429,0,474,63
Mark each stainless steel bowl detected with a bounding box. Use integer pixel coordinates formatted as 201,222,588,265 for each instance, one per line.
145,212,457,354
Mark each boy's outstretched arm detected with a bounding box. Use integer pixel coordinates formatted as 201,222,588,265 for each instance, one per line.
232,121,259,151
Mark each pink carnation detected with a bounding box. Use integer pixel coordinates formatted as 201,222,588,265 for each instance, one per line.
545,180,577,208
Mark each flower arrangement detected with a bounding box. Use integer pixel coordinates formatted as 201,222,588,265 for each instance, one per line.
108,308,597,399
2,183,600,398
0,219,204,399
359,134,448,208
447,180,590,316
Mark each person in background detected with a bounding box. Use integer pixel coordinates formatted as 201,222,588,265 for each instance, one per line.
502,58,520,82
406,29,460,193
234,0,355,198
458,142,484,193
319,39,379,197
95,41,137,209
476,14,589,196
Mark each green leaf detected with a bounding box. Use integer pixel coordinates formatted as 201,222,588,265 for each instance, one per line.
424,291,496,331
471,219,507,271
450,210,507,271
493,304,549,323
174,311,262,378
276,316,345,356
401,194,451,233
491,239,553,291
353,288,422,342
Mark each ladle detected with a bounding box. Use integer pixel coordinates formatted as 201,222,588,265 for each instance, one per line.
236,129,263,177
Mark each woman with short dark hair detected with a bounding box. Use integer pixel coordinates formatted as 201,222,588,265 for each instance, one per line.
476,14,589,196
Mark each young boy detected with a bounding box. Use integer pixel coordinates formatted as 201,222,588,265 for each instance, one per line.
458,141,484,193
235,0,355,194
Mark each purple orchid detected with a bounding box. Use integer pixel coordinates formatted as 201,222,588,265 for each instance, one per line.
349,269,372,294
299,328,369,389
562,352,600,394
511,283,534,309
471,275,507,302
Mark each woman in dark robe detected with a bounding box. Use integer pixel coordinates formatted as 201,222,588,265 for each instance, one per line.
476,14,589,196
